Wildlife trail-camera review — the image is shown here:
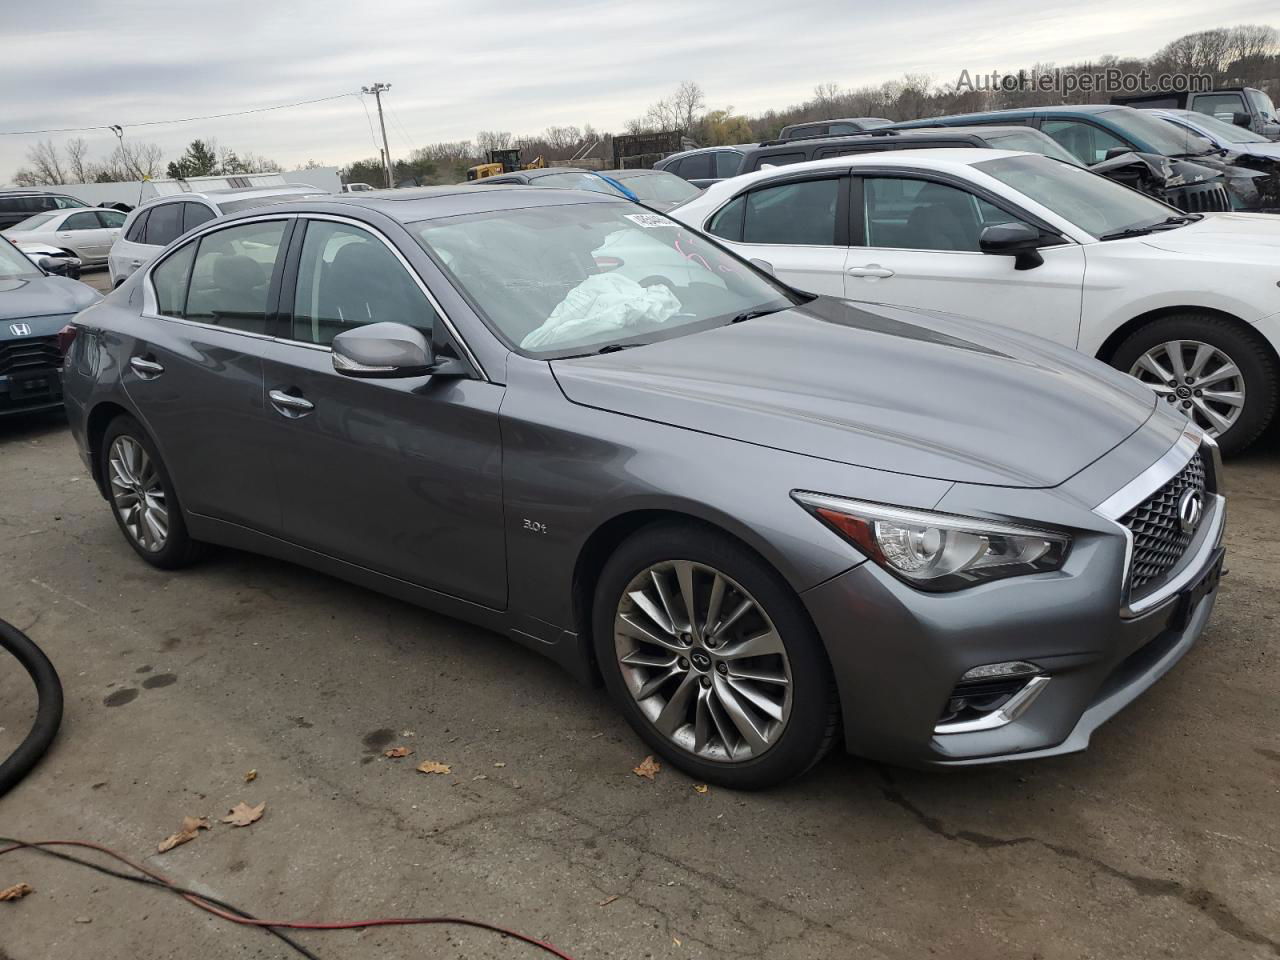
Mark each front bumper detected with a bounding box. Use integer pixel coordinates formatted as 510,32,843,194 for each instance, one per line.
0,367,64,417
801,456,1225,769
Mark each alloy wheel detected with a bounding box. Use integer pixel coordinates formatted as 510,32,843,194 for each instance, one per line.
1129,339,1246,438
108,436,169,553
613,560,792,763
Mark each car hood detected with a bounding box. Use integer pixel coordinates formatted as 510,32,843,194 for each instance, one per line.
550,298,1156,488
1141,212,1280,253
1226,142,1280,161
0,273,100,322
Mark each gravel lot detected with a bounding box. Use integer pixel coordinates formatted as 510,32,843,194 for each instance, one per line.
1,405,1277,960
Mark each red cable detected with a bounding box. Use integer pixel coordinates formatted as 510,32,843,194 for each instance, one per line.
0,839,577,960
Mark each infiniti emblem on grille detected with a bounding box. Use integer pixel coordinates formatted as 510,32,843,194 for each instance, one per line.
1178,488,1204,534
9,323,31,337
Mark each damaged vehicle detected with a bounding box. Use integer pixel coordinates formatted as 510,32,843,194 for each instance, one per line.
1,235,98,417
64,188,1226,787
1146,108,1280,213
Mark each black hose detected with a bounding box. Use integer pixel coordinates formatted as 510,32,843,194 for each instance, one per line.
0,618,63,798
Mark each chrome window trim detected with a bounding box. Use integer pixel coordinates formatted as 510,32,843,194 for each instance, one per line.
140,211,488,381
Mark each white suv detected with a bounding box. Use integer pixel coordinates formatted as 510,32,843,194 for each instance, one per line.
108,185,327,287
671,149,1280,453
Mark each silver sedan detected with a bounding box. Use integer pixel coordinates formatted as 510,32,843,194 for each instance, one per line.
2,207,127,265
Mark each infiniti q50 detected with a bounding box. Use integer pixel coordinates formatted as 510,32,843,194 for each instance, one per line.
62,188,1226,788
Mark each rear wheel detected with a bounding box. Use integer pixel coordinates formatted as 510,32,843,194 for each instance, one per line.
1113,314,1278,455
593,522,839,789
100,415,205,569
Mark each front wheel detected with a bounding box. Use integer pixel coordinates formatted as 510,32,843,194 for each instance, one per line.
1113,314,1279,455
593,523,839,789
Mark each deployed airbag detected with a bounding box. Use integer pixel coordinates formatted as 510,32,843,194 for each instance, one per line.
521,272,681,349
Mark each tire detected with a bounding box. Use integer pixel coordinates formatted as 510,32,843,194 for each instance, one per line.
100,414,206,569
592,522,840,789
1111,314,1278,456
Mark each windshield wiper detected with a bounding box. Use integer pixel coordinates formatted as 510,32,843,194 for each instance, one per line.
1100,215,1199,241
595,342,644,354
730,307,784,324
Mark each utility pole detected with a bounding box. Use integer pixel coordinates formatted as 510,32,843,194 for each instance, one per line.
362,83,394,189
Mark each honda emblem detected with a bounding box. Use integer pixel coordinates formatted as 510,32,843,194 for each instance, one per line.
9,323,32,337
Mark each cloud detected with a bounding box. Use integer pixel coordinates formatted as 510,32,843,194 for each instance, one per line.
1,0,1274,179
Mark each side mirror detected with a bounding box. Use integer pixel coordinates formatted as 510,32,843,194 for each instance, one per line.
979,222,1045,271
1103,147,1131,161
38,255,81,280
749,258,775,276
332,322,440,378
1231,111,1252,128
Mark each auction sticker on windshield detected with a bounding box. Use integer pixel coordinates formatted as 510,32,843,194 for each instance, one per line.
625,213,671,228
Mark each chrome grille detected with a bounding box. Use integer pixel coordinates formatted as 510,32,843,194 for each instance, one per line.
1120,452,1207,594
0,335,61,376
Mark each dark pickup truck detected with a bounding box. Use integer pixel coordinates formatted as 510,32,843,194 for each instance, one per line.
1112,88,1280,140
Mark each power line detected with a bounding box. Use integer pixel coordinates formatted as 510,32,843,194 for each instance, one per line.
357,94,384,154
0,92,359,137
386,101,417,153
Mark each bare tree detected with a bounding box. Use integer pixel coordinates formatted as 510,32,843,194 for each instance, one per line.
64,138,93,183
24,139,68,185
813,81,842,112
113,140,166,180
476,131,513,154
1226,23,1278,62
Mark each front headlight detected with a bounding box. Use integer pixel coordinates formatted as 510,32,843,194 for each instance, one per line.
792,492,1071,591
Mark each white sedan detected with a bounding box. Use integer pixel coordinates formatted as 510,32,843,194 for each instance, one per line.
2,207,127,265
671,149,1280,453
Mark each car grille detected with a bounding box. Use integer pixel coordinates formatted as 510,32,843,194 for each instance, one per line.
1169,182,1231,213
0,335,61,376
1120,451,1208,594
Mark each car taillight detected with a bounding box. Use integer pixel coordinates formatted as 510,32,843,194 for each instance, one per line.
56,323,78,357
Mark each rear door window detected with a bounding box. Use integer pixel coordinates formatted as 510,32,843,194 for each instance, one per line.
714,152,742,177
62,212,101,231
743,178,839,245
184,220,289,334
182,203,216,233
143,203,185,247
124,208,152,243
151,242,197,318
749,151,805,171
97,210,127,228
678,153,714,180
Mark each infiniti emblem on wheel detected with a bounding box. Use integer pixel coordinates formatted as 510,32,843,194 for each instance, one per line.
689,650,712,672
1178,488,1204,534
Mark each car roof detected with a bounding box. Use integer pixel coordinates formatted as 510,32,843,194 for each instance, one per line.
224,184,627,224
142,184,324,206
600,167,666,177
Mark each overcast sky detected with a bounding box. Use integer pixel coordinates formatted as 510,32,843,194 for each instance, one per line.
2,0,1276,180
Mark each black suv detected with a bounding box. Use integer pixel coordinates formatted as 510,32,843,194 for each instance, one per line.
776,117,892,140
0,190,92,230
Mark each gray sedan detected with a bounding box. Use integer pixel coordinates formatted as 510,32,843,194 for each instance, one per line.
62,187,1226,788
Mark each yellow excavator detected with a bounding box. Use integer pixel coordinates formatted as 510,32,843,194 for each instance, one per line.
466,149,545,181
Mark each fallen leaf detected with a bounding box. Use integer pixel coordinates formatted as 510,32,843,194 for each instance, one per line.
493,761,506,768
384,746,413,759
472,774,488,781
220,801,266,828
693,784,709,795
417,760,451,775
75,916,92,923
673,936,682,946
598,894,619,907
244,769,257,783
157,816,210,853
632,755,661,780
0,883,32,902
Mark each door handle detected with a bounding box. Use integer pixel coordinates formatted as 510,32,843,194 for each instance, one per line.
847,265,895,279
129,356,164,379
269,388,315,417
130,259,143,268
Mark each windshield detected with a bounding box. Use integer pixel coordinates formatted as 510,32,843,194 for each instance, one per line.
413,201,794,357
531,171,628,197
975,154,1179,239
0,237,40,279
1103,108,1214,156
1248,89,1277,120
1174,112,1269,144
983,131,1082,165
610,172,701,204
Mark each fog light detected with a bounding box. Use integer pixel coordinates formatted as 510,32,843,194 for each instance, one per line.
959,661,1041,683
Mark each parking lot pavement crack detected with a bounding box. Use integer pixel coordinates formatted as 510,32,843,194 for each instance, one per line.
877,769,1280,956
